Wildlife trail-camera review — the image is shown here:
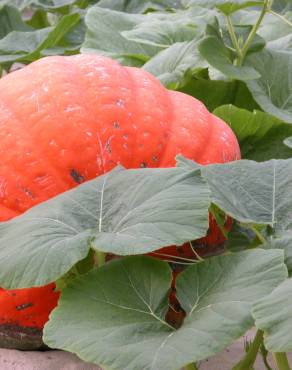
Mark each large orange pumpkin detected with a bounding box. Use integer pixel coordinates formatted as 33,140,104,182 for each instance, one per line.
0,54,240,346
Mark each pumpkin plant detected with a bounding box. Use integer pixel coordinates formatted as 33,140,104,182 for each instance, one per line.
0,0,292,369
0,52,239,346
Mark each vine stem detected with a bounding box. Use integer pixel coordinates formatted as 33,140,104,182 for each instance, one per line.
95,250,106,267
226,15,242,65
269,10,292,28
251,226,266,245
184,363,199,370
273,353,291,370
232,330,264,370
238,0,272,65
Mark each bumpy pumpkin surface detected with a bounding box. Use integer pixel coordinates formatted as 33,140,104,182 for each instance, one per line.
0,55,240,343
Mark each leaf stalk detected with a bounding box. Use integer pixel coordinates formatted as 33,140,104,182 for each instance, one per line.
96,250,106,267
184,362,199,370
226,0,271,66
226,15,242,66
238,0,271,65
232,330,264,370
273,353,291,370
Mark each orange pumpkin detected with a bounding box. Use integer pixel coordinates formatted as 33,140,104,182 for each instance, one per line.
0,55,240,345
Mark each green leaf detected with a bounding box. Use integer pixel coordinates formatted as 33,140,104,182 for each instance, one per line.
186,0,264,9
268,33,292,52
0,4,31,39
25,9,50,29
97,0,184,13
258,11,292,42
245,48,292,123
253,278,292,352
283,135,292,148
217,1,264,15
122,21,198,48
22,0,77,11
44,250,287,370
0,166,210,289
214,105,292,160
177,156,292,227
266,231,292,274
272,0,292,13
143,40,207,88
225,222,256,251
81,6,159,65
81,5,216,69
179,80,259,112
199,36,260,80
0,12,80,64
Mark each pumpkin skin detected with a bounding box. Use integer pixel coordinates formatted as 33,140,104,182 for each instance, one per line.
0,54,240,344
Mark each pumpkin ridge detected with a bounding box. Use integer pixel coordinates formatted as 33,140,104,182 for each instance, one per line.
125,66,174,169
66,56,106,176
0,94,70,213
119,65,141,170
0,63,82,192
193,109,215,164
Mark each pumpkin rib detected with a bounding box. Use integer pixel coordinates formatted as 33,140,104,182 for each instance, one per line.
126,66,175,169
159,90,211,167
0,95,70,214
0,63,78,189
64,56,106,176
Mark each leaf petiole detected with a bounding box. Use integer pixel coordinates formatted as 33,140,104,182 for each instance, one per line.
226,15,242,65
269,10,292,28
273,353,291,370
239,0,271,64
95,250,106,267
251,226,267,245
184,362,199,370
232,330,264,370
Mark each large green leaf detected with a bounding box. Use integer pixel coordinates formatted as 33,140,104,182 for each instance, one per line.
97,0,184,13
268,33,292,52
266,231,292,274
245,48,292,123
81,5,215,72
180,80,259,112
21,0,77,11
0,166,210,289
177,157,292,227
253,278,292,352
0,4,30,39
214,105,292,160
81,6,159,65
120,6,213,49
199,36,260,80
0,12,80,64
258,11,292,42
272,0,292,13
217,1,264,15
122,21,198,48
143,40,207,88
44,250,287,370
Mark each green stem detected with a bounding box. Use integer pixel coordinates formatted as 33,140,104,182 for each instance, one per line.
95,250,106,267
232,330,264,370
251,226,266,245
226,15,242,65
273,353,291,370
184,363,199,370
238,0,271,65
269,10,292,28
